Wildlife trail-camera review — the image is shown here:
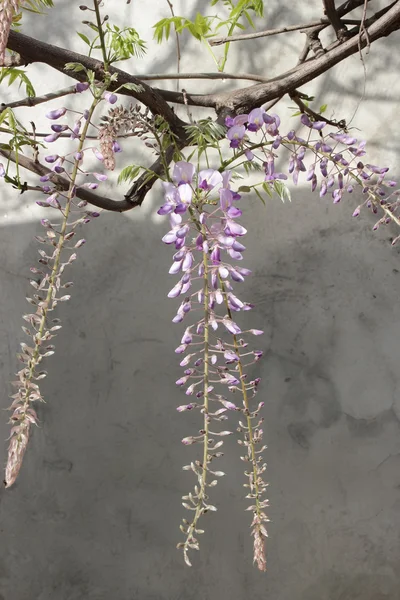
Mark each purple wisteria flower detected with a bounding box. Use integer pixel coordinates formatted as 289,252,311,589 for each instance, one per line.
159,159,267,569
223,105,400,230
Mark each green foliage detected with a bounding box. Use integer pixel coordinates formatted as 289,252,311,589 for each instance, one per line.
242,159,262,175
152,1,264,71
0,107,43,189
153,13,214,43
65,62,87,74
0,68,35,97
118,164,143,185
105,24,147,62
118,82,145,94
185,119,226,148
273,180,291,203
22,0,54,13
78,22,146,64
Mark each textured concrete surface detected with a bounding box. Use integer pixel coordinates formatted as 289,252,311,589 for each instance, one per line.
1,1,400,599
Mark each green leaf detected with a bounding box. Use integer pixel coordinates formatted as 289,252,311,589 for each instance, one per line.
106,25,147,62
262,182,273,198
244,10,255,28
238,185,251,192
64,62,87,73
22,0,54,14
273,180,291,203
77,32,91,46
118,164,142,185
319,104,327,114
254,187,266,206
120,82,144,94
0,68,35,97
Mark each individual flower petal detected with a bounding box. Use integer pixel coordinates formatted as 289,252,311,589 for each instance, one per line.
225,220,247,237
51,124,68,133
44,133,60,143
76,82,90,92
247,108,265,132
227,125,246,148
173,161,195,186
93,173,108,181
104,92,118,104
45,107,67,120
220,188,234,211
178,183,193,205
222,318,242,335
198,169,223,191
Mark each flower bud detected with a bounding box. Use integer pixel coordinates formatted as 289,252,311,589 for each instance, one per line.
45,108,67,120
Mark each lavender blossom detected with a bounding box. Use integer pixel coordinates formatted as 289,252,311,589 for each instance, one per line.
4,80,117,488
159,162,267,568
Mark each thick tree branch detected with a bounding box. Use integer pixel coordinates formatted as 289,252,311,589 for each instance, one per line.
157,2,398,109
4,0,374,113
213,2,400,113
322,0,349,41
3,1,399,209
0,148,152,212
7,30,188,137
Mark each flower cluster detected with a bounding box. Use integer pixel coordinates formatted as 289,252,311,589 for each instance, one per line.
225,108,400,242
4,83,119,487
0,0,21,65
159,161,268,569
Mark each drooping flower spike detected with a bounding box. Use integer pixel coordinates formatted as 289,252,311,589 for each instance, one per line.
224,107,400,233
159,161,268,570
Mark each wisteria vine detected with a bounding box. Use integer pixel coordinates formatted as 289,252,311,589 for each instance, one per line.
158,163,267,568
155,106,400,570
1,0,400,576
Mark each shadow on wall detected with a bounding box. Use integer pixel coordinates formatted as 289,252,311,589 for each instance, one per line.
0,185,400,598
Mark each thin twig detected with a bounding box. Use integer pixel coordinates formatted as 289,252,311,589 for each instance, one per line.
289,90,346,129
0,126,144,140
210,19,329,45
263,96,283,112
358,0,371,56
139,71,270,82
297,40,311,64
210,3,363,46
1,86,79,110
166,0,181,92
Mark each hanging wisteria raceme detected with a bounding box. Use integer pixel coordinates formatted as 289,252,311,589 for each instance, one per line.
158,161,268,569
4,83,121,488
0,0,22,65
224,108,400,242
157,106,400,570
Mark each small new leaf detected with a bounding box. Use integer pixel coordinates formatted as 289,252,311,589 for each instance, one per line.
64,62,87,74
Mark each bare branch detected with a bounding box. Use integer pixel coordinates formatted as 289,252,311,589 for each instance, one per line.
322,0,348,41
1,85,80,110
213,2,400,114
289,90,347,128
7,30,188,137
210,19,329,46
0,148,143,212
139,72,271,83
210,0,368,46
7,0,392,115
166,0,181,92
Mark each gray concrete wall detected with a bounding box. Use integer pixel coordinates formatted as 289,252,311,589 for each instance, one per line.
0,2,400,599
